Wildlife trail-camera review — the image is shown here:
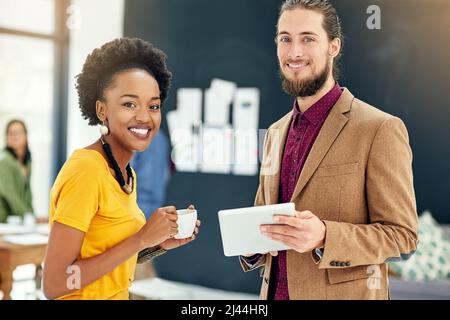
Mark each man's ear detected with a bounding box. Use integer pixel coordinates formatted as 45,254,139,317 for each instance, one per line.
96,100,106,123
329,37,341,59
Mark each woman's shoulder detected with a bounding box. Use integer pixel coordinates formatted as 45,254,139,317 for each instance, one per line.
0,150,7,163
52,149,108,194
60,149,108,177
0,149,11,160
0,149,16,167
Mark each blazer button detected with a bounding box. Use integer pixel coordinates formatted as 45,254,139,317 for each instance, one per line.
330,261,337,266
345,262,351,267
339,262,347,267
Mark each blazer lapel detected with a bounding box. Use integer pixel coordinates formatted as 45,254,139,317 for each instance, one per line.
290,88,354,202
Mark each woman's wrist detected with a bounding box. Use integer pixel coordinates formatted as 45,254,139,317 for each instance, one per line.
133,231,148,252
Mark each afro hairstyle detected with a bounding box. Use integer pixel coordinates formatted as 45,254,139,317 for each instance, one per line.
75,37,172,126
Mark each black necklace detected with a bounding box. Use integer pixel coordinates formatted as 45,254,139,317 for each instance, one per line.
100,138,133,194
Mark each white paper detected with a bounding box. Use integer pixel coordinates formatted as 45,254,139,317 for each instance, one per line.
167,80,261,176
232,88,260,175
168,122,199,172
204,89,228,126
200,125,233,174
233,128,258,176
167,89,202,173
176,88,202,124
204,79,237,126
232,88,260,130
210,78,237,103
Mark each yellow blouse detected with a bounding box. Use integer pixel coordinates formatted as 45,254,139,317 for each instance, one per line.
49,149,146,299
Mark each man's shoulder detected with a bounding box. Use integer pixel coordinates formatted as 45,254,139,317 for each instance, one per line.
349,96,396,124
345,94,408,142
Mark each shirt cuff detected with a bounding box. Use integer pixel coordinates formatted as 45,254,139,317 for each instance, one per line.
312,247,324,264
241,254,263,265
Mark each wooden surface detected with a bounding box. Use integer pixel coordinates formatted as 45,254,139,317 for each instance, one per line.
0,236,47,299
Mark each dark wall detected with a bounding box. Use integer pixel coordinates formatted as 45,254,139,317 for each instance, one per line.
124,0,450,293
335,0,450,226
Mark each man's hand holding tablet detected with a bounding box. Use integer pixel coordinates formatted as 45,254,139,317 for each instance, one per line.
218,203,297,257
260,210,326,254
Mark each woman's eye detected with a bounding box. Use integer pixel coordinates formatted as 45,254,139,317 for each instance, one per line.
148,105,161,110
304,37,315,43
124,102,137,108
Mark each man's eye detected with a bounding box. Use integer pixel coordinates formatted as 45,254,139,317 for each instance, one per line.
149,105,161,110
279,36,291,43
124,102,137,108
304,37,315,43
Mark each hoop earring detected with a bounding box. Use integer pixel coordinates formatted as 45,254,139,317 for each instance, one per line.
100,121,109,136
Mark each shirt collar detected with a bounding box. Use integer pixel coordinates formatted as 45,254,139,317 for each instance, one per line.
292,83,342,127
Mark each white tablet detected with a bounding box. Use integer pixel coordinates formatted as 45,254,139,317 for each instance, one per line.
218,203,296,257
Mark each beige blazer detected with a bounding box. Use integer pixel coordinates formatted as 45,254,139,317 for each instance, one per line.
240,88,418,300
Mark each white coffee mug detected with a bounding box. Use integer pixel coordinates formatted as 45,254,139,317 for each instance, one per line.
23,213,36,228
6,215,22,225
174,209,197,239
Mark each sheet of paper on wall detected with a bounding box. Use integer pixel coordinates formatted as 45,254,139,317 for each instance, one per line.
167,88,202,145
200,125,232,174
167,111,199,172
170,128,200,172
210,78,237,103
167,107,195,135
204,79,237,126
204,88,229,126
232,88,260,175
233,128,259,176
3,233,48,245
233,88,260,130
176,88,202,125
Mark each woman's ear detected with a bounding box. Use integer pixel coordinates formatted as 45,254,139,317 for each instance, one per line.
96,100,106,123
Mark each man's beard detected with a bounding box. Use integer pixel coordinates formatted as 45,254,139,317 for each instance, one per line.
280,59,330,98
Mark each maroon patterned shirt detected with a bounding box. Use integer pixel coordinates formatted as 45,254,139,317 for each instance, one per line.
270,83,343,300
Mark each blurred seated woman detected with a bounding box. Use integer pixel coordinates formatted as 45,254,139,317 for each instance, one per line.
0,119,33,223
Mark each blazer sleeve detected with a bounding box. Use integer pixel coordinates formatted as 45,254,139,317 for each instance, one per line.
318,117,419,269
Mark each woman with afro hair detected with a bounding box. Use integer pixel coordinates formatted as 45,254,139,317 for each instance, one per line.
43,38,200,300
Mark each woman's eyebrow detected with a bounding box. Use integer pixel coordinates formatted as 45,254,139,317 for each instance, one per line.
120,94,160,101
120,94,140,99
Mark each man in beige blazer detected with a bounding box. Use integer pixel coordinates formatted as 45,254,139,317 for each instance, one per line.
240,0,418,300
